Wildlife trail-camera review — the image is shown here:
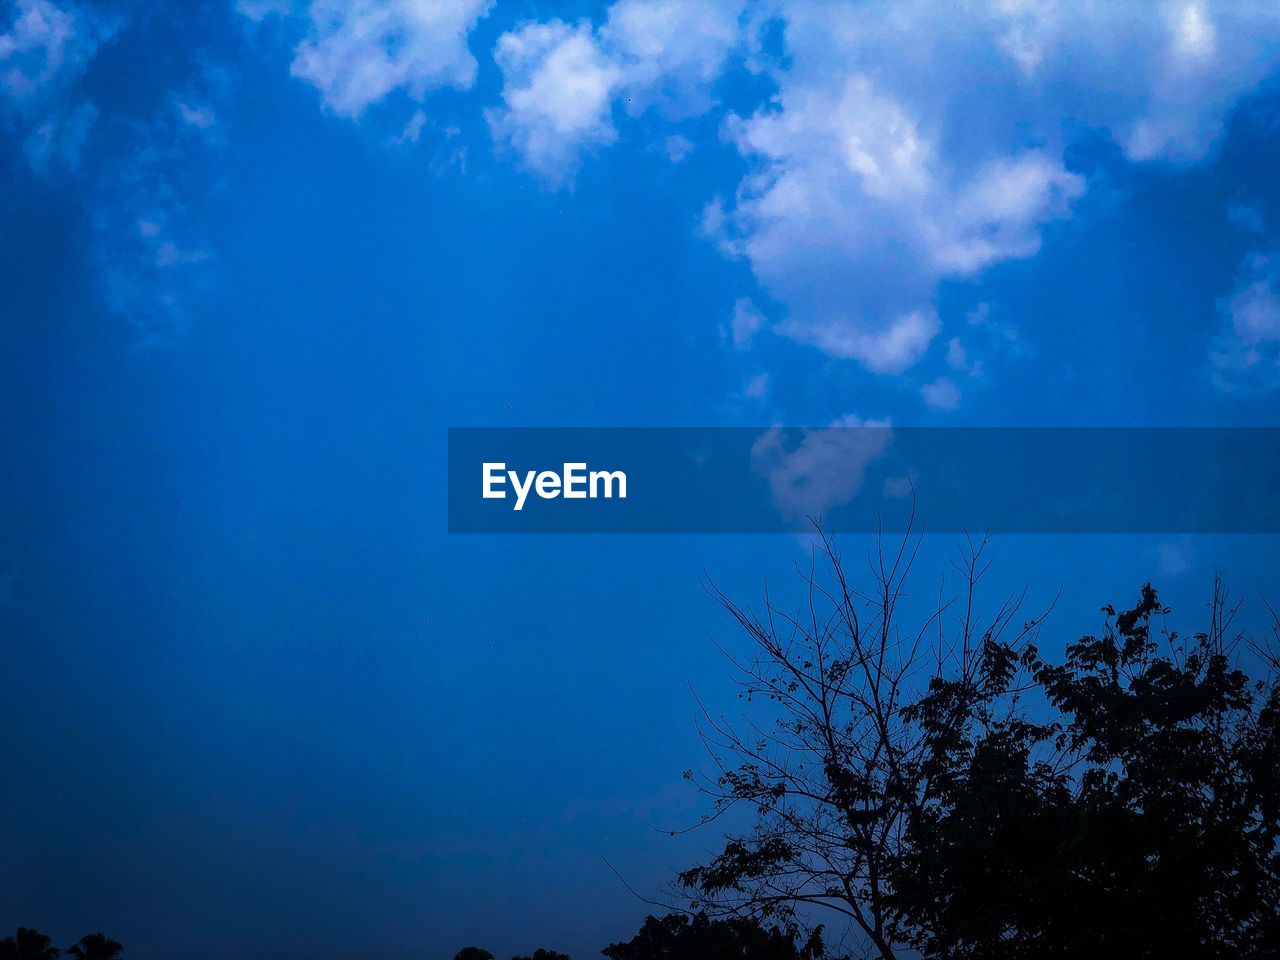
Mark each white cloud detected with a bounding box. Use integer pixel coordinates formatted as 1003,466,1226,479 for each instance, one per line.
725,296,764,350
751,415,892,523
927,152,1084,274
983,0,1280,164
1122,1,1241,161
488,0,746,184
708,51,1085,373
946,336,983,377
1168,0,1216,63
1226,255,1280,346
234,0,294,21
920,376,961,411
397,108,427,144
176,101,216,130
487,19,622,184
773,309,939,376
600,0,744,118
664,133,693,163
1212,248,1280,391
287,0,493,118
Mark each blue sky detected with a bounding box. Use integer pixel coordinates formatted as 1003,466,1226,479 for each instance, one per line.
2,1,1280,957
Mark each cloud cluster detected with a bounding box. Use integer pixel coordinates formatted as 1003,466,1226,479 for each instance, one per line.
487,0,747,184
15,0,1280,388
479,1,1280,379
704,1,1280,375
712,75,1084,372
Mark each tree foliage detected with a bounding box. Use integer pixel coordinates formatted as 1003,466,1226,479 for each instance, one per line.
64,936,122,960
0,932,125,960
602,912,821,960
0,929,60,960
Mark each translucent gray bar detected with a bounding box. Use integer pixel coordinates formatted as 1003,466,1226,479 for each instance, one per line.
447,428,1280,534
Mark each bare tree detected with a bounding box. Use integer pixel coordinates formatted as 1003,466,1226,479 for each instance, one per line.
676,518,1046,959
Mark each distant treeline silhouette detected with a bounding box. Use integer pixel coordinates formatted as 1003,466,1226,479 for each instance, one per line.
0,931,122,960
450,913,821,958
3,916,809,960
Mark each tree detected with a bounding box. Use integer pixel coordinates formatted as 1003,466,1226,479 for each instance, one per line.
678,527,1280,958
679,524,1035,958
512,950,569,960
65,936,122,960
602,913,821,960
0,929,60,960
889,581,1280,958
453,949,494,960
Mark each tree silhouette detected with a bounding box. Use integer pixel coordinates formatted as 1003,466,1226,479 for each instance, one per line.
512,950,569,960
452,949,494,960
679,525,1032,956
678,526,1280,958
603,913,821,960
888,580,1280,958
0,928,60,960
65,935,122,960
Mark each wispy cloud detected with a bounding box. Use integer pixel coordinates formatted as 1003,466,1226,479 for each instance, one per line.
2,4,233,343
0,0,116,174
722,297,764,351
743,372,769,399
920,376,961,412
88,60,233,343
1157,538,1195,579
1212,247,1280,392
752,416,892,522
22,95,95,171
